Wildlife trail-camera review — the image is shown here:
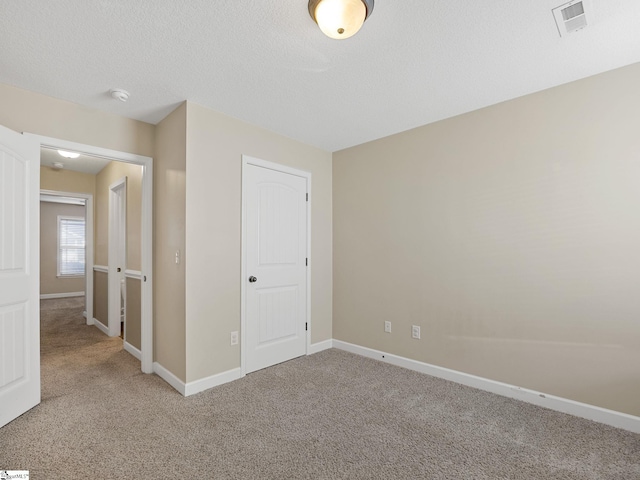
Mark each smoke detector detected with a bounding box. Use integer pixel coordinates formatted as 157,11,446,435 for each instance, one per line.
52,162,64,170
110,88,130,102
553,0,590,37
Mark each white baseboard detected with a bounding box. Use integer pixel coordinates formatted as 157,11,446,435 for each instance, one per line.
152,362,245,397
92,318,109,336
40,291,85,300
332,340,640,434
123,341,142,361
308,339,334,355
153,362,186,395
185,368,244,397
150,339,331,396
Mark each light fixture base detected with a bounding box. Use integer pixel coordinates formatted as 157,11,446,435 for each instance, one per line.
110,88,130,102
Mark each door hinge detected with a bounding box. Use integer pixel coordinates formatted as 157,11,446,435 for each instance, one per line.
305,322,308,331
306,193,309,202
306,258,308,266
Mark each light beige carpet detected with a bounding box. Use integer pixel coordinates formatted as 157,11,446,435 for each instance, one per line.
1,297,639,479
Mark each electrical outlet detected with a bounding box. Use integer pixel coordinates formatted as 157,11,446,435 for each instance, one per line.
412,325,421,339
384,321,392,333
230,331,238,345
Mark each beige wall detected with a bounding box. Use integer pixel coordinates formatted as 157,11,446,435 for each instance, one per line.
333,62,640,417
94,161,143,269
40,202,86,295
126,279,142,350
94,271,108,327
0,84,154,157
184,102,333,383
153,103,187,381
41,165,96,197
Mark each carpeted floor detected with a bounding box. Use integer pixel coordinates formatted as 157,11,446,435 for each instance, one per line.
1,298,639,479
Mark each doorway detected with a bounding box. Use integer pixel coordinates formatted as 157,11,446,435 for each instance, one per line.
241,155,311,374
30,134,154,374
108,177,127,339
39,190,94,323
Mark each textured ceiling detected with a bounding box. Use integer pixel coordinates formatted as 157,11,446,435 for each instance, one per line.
2,1,640,152
41,147,110,175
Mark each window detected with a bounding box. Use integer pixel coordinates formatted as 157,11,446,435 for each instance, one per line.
58,216,86,277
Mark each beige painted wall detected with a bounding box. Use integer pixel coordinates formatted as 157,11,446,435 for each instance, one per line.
333,62,640,417
94,271,108,327
94,161,143,269
40,202,86,295
126,279,142,350
184,102,333,383
41,165,96,197
0,84,154,157
153,103,187,381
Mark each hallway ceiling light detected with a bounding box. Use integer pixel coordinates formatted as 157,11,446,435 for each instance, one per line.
58,150,80,159
308,0,374,40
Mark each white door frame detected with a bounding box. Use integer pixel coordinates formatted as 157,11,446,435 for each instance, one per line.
26,134,154,374
108,177,127,338
240,155,312,376
39,190,94,324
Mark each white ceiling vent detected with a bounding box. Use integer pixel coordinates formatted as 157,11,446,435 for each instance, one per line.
553,0,590,37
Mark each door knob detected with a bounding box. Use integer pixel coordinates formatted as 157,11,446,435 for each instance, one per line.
249,276,257,283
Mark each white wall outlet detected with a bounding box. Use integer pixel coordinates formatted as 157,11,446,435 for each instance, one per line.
384,321,392,333
412,325,421,339
230,331,239,345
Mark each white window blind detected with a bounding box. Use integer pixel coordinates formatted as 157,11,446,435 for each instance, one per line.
58,216,86,276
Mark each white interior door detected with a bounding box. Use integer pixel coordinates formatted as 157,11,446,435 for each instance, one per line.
0,125,40,428
108,177,126,337
244,161,308,374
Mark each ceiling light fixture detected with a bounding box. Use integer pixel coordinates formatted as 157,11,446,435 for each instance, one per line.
58,150,80,159
308,0,374,40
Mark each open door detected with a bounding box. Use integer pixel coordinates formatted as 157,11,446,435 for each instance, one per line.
108,177,127,338
0,125,40,428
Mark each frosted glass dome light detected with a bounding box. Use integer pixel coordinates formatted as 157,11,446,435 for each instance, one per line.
309,0,374,40
58,150,80,159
